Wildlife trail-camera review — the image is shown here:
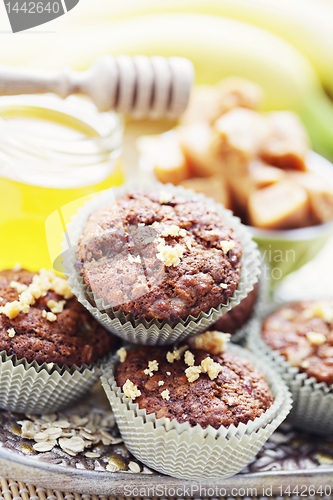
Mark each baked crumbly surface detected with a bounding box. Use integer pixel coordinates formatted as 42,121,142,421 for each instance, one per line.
262,300,333,386
212,283,258,334
0,269,117,367
115,346,273,429
76,189,242,322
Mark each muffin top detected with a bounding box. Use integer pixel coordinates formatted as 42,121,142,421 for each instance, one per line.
0,268,118,367
262,300,333,386
115,344,273,429
76,189,242,322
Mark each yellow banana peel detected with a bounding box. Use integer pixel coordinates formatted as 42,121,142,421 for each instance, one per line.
64,0,333,97
34,14,333,159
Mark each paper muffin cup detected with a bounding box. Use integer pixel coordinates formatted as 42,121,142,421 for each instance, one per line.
0,350,108,415
247,310,333,436
100,343,291,480
62,183,261,346
227,270,269,345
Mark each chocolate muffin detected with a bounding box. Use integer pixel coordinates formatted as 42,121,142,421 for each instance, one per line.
76,189,242,322
262,300,333,386
212,283,258,335
0,268,118,367
115,345,273,429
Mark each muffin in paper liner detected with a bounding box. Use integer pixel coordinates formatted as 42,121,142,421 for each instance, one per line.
0,350,108,414
247,311,333,436
61,183,261,346
100,343,291,480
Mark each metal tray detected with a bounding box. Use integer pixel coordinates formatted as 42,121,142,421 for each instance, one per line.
0,383,332,497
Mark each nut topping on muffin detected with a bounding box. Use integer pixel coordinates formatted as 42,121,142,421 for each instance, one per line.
193,330,231,354
262,300,333,385
117,347,127,363
76,189,242,322
116,346,274,429
123,379,141,399
0,269,73,320
184,350,195,366
143,360,159,376
0,269,117,367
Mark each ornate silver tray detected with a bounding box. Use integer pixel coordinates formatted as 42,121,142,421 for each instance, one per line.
0,383,332,497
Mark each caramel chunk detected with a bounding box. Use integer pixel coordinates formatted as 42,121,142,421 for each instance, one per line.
179,85,221,125
216,77,264,115
288,171,333,224
248,179,309,230
260,111,309,171
137,131,190,184
213,108,269,165
179,122,224,177
180,174,231,209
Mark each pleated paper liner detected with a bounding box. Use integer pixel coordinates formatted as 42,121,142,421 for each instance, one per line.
0,350,108,414
100,343,292,480
247,311,333,436
227,270,270,345
62,183,261,345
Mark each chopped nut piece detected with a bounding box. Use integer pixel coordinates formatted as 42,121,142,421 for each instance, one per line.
0,300,22,319
159,190,173,204
128,255,142,264
123,379,141,399
200,356,223,380
280,309,297,320
117,347,127,363
166,345,188,363
161,225,187,238
143,360,159,377
28,284,43,300
306,331,326,345
42,310,57,322
158,380,165,386
207,361,223,380
220,283,228,289
161,389,170,400
156,242,185,267
200,356,214,373
9,281,27,293
301,360,310,369
7,328,16,338
166,371,171,376
194,331,230,354
12,263,21,272
185,366,202,383
220,240,235,254
47,299,66,314
19,290,35,307
185,241,192,251
306,302,333,324
51,276,73,299
184,350,195,367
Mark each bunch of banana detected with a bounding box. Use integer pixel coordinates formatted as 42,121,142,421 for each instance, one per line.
64,0,333,97
34,14,333,158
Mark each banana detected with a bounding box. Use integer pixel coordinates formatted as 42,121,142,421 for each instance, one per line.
63,0,333,98
33,14,333,158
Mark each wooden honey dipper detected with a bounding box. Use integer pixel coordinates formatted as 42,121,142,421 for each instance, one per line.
0,55,194,119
